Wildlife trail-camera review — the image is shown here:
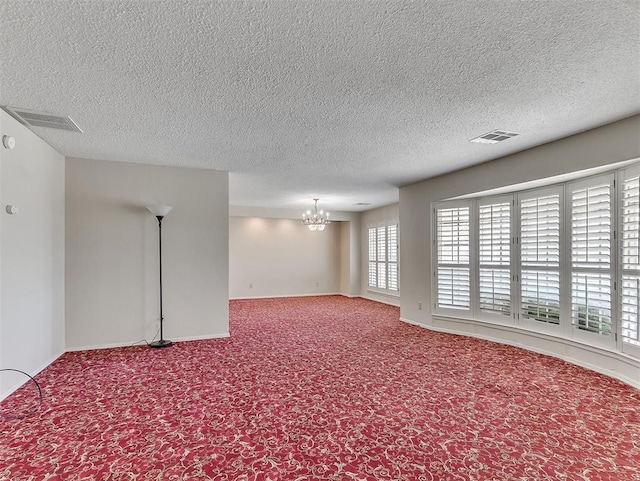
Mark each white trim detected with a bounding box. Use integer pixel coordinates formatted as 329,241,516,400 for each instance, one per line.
400,315,640,389
65,333,230,352
366,288,400,298
362,293,400,307
1,350,65,401
170,333,231,343
400,316,423,327
229,292,343,300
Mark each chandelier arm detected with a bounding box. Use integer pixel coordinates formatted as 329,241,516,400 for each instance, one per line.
302,198,330,230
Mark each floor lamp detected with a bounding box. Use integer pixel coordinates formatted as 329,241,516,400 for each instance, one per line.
147,205,173,348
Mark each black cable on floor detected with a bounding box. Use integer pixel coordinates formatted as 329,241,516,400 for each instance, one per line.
130,326,160,347
0,368,43,420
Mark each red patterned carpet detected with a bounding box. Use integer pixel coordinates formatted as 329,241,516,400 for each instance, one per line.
1,296,639,480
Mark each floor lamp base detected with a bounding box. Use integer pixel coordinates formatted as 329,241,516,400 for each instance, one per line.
149,339,173,348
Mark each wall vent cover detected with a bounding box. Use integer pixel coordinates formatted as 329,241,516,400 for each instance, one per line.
470,129,519,144
2,106,83,133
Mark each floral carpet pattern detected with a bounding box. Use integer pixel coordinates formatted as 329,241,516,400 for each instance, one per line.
1,296,639,480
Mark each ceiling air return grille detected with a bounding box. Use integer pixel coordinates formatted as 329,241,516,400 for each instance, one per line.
2,106,83,133
470,129,519,144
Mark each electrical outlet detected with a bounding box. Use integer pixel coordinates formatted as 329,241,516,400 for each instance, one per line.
418,302,422,310
315,282,319,287
249,283,253,289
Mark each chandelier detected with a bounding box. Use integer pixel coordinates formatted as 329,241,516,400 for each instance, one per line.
302,198,330,231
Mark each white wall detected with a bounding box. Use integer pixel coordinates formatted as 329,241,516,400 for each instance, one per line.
65,158,229,350
229,205,361,298
399,114,640,387
0,110,65,399
346,217,361,297
229,216,340,298
339,221,351,295
360,203,400,306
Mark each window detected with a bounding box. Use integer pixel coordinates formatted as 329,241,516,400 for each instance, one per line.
433,166,640,359
620,167,640,355
478,199,511,317
387,225,399,291
368,228,377,288
435,205,470,310
368,224,399,293
519,189,561,325
569,177,613,338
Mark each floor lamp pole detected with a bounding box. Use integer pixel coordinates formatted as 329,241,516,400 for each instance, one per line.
147,205,173,348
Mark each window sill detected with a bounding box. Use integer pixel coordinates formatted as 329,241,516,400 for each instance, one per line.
366,288,400,298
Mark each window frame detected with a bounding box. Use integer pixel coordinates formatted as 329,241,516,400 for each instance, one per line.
433,200,472,316
566,174,616,349
476,195,515,323
367,223,400,295
618,165,640,358
516,185,564,335
431,162,640,360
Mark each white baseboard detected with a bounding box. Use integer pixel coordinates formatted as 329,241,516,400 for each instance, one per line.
66,332,230,352
400,317,640,390
230,292,343,300
171,333,230,342
362,294,400,307
400,317,423,327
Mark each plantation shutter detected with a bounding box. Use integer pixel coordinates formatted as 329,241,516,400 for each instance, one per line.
368,227,377,287
387,225,399,291
436,205,470,310
478,200,511,316
368,224,399,293
377,226,387,288
519,191,561,324
621,171,640,348
570,177,612,337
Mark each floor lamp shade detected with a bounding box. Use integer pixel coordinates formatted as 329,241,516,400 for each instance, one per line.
147,205,172,348
147,205,172,217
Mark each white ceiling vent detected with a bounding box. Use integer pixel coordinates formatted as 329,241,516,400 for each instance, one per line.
2,106,83,133
470,130,519,144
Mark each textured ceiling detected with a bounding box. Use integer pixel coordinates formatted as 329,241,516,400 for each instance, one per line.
0,1,638,212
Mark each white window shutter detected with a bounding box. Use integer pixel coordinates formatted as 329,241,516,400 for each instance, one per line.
571,184,611,269
621,173,640,346
570,180,612,336
387,225,398,291
478,201,511,316
368,228,377,288
520,193,561,324
377,226,387,288
436,206,470,310
367,224,399,293
433,165,640,360
437,207,470,264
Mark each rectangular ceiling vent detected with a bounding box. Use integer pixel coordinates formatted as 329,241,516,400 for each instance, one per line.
2,106,83,133
470,129,519,144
